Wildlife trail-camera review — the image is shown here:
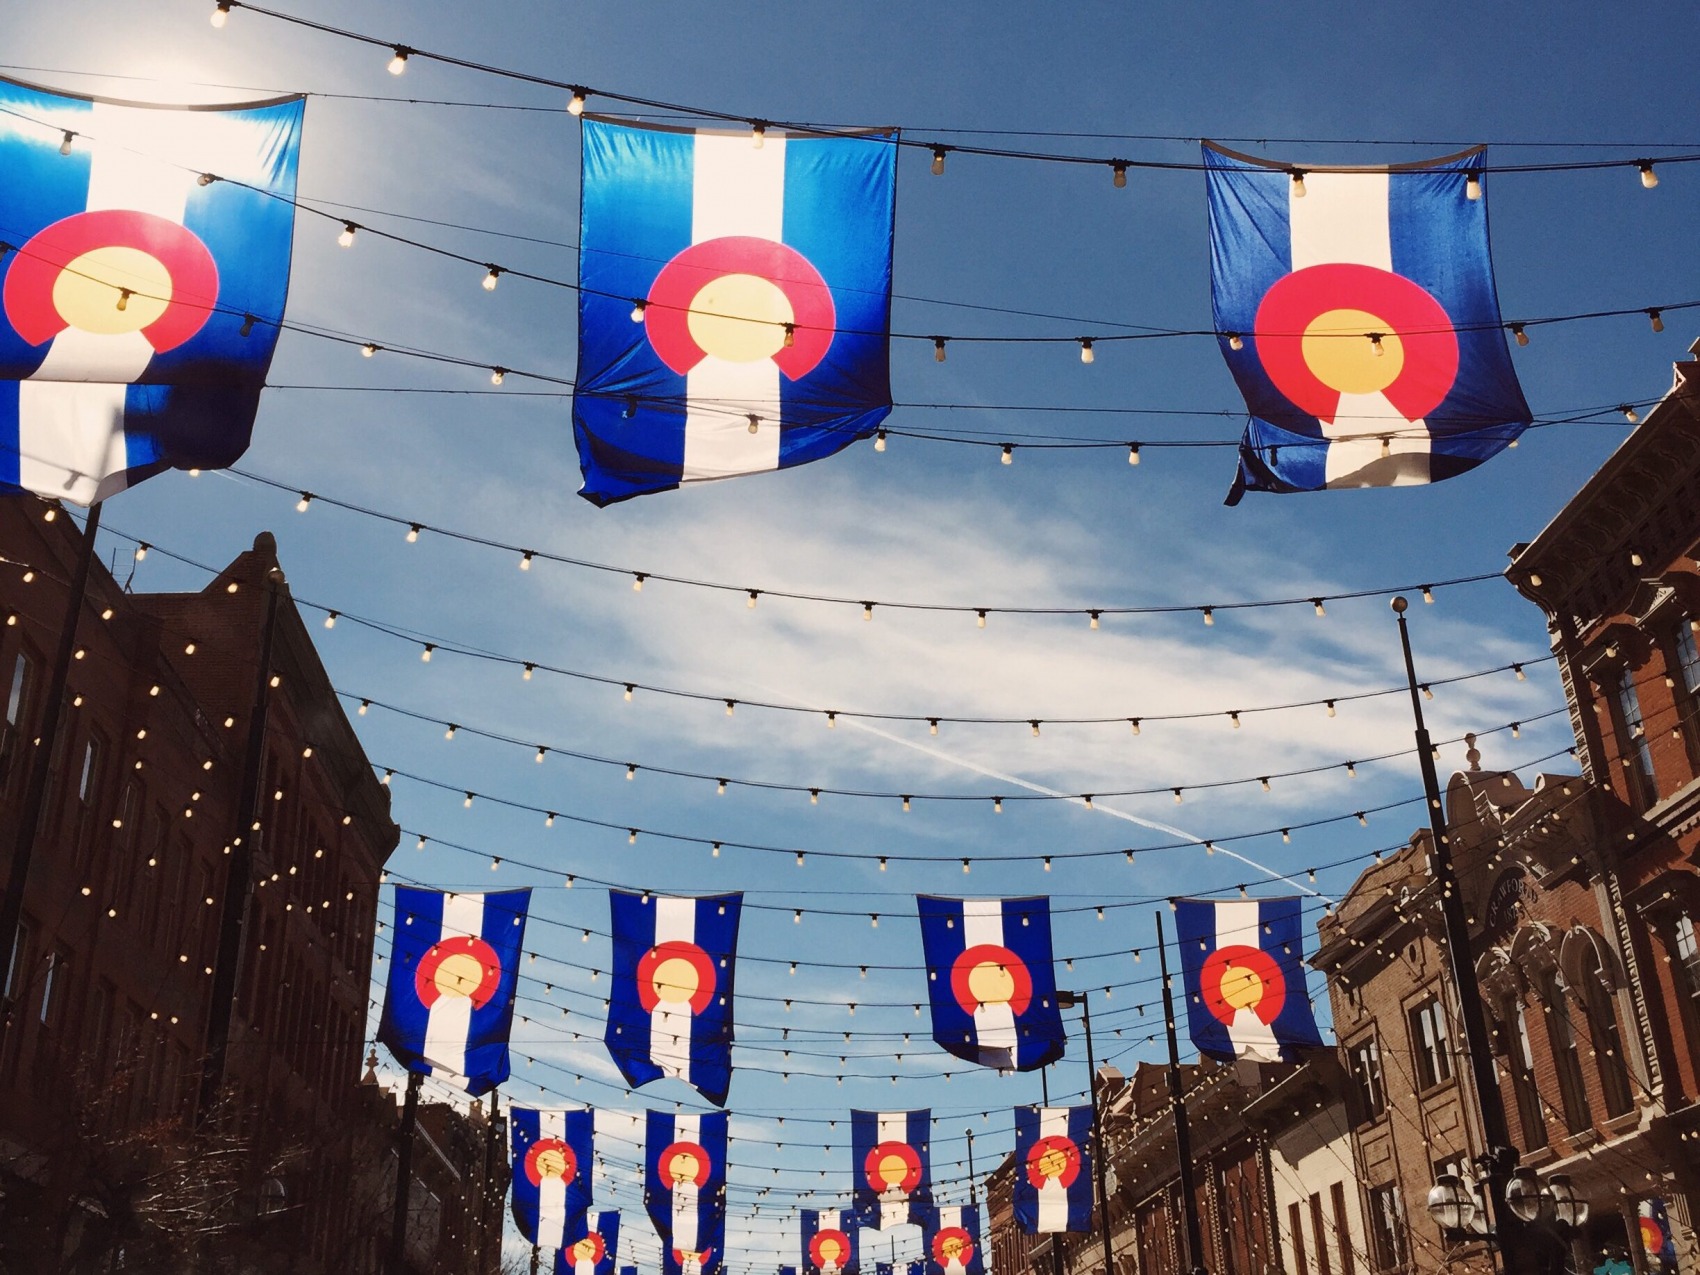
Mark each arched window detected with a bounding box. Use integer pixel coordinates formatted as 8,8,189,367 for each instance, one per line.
1562,929,1635,1119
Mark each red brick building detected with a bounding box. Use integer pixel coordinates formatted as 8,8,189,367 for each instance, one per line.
1504,351,1700,1271
0,499,453,1270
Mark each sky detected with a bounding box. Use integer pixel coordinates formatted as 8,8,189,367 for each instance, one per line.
7,0,1700,1267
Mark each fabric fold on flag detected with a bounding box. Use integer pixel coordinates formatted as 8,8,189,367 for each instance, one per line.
511,1108,594,1251
923,1205,983,1275
645,1109,729,1275
916,896,1065,1071
1173,896,1324,1063
574,117,896,504
377,887,530,1095
1203,142,1530,503
851,1109,931,1229
0,77,301,503
606,890,742,1106
1012,1106,1094,1234
555,1211,621,1275
801,1207,859,1275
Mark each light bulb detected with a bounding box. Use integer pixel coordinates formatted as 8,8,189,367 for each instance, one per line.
406,524,420,542
482,266,501,291
1639,161,1659,189
752,121,767,148
115,289,131,312
874,428,887,452
519,551,533,570
977,609,988,629
632,573,645,591
1089,610,1100,629
568,89,587,116
1202,606,1214,626
295,492,312,512
324,612,337,629
1230,711,1241,729
421,644,434,662
1421,585,1434,604
59,131,75,157
211,0,230,26
931,146,947,176
1112,162,1127,188
445,724,457,741
361,342,378,358
388,47,410,75
338,222,358,248
1128,443,1140,465
1621,404,1639,424
934,337,947,362
1227,332,1244,351
1465,171,1481,201
747,414,760,435
1129,718,1141,735
490,367,507,386
862,603,873,621
1312,598,1326,617
1511,323,1529,347
1325,700,1336,717
1649,308,1665,333
1001,444,1013,465
1369,332,1384,357
1379,436,1391,459
630,300,647,323
1079,338,1094,364
1290,169,1307,198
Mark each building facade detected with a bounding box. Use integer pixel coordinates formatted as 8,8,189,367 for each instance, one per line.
0,500,480,1270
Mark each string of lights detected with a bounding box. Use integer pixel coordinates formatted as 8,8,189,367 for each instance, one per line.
342,685,1564,807
104,513,1559,736
3,97,1695,360
213,1,1700,189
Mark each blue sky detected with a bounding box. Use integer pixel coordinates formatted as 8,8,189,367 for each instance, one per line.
8,0,1700,1266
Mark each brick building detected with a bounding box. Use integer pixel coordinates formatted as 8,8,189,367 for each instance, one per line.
0,499,479,1270
1503,349,1700,1271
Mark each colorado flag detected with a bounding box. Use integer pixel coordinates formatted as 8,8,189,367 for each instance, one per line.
555,1212,621,1275
574,118,896,505
851,1109,931,1230
378,887,530,1095
916,896,1065,1072
510,1108,594,1251
0,78,300,504
607,890,742,1106
1174,897,1323,1063
645,1109,728,1275
1204,143,1530,503
801,1208,859,1275
924,1205,983,1275
1012,1106,1093,1235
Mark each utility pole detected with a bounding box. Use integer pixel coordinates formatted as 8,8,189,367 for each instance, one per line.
1156,912,1206,1275
1391,596,1519,1271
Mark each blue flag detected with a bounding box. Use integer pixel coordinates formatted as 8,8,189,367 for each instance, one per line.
801,1208,859,1275
1173,897,1323,1063
916,896,1065,1072
1640,1198,1678,1273
573,118,896,505
556,1211,622,1275
377,887,530,1095
606,891,742,1106
1204,143,1530,503
1012,1106,1093,1235
923,1206,983,1275
851,1109,931,1229
510,1108,594,1250
645,1110,728,1275
0,78,300,504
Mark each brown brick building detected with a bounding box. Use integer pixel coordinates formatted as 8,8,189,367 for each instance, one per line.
0,498,484,1270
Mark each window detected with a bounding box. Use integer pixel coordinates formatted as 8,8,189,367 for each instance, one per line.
3,920,27,1003
1541,975,1592,1132
39,948,66,1026
1310,1193,1333,1275
1506,998,1548,1151
1615,664,1658,807
1674,619,1700,770
1674,914,1700,1056
1366,1184,1407,1271
1574,946,1635,1118
73,733,105,869
1290,1202,1310,1275
1346,1035,1386,1122
1331,1183,1357,1275
1408,996,1453,1090
0,650,34,790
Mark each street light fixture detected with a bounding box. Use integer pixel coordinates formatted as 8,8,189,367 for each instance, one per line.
1547,1176,1588,1230
1504,1168,1552,1225
1426,1175,1478,1233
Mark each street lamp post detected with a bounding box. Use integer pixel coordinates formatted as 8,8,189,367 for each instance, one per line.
966,1127,977,1206
1057,991,1116,1275
1392,596,1523,1271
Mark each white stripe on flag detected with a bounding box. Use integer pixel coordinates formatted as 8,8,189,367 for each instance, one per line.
672,1114,701,1250
650,897,696,1083
422,892,485,1082
1214,899,1284,1063
961,901,1016,1065
1286,169,1431,486
682,131,784,483
876,1110,908,1228
1035,1108,1072,1233
537,1110,569,1246
20,102,200,502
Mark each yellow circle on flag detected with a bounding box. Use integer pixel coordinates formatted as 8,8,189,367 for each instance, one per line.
1300,307,1404,395
687,273,794,362
54,246,173,334
432,950,486,999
